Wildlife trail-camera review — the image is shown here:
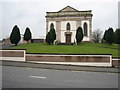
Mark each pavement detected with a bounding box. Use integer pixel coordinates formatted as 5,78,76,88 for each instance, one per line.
1,60,119,73
2,65,119,88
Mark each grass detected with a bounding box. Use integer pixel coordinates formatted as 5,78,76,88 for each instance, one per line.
9,43,120,58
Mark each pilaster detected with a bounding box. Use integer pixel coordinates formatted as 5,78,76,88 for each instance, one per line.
56,21,61,42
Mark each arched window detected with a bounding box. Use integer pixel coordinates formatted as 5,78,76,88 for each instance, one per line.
66,23,70,30
84,22,87,36
50,23,54,29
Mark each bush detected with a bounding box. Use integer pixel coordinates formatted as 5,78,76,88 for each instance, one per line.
102,30,108,43
10,25,21,46
46,28,56,45
50,28,56,43
75,27,83,43
114,28,120,44
105,28,114,45
23,27,32,43
46,31,53,45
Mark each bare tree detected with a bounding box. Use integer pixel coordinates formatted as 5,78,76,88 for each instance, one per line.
92,29,103,43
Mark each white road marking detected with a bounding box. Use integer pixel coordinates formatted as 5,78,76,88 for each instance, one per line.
29,76,47,79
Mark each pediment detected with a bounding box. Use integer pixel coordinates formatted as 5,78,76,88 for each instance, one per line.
59,6,79,12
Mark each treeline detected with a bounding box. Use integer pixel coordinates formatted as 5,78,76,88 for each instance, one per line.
10,25,32,46
102,28,120,45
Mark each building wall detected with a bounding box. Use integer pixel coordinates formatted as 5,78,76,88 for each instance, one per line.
81,20,90,41
46,19,91,43
46,7,92,43
48,21,56,32
61,21,77,30
61,21,77,43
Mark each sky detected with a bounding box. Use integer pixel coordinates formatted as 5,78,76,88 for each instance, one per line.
118,1,120,28
0,0,119,40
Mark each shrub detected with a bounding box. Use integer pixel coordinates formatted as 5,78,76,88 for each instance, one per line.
105,28,114,45
23,27,32,43
75,27,83,43
10,25,21,46
114,28,120,44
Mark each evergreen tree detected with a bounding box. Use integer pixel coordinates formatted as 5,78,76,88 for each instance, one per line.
114,28,120,44
106,28,114,45
75,27,83,43
46,28,56,45
50,28,56,43
46,31,53,45
76,27,82,34
102,30,108,43
10,25,21,46
23,27,32,43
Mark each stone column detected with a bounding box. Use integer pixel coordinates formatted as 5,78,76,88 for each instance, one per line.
89,19,92,41
56,21,61,42
46,19,49,35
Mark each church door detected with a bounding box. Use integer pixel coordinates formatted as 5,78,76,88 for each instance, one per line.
66,34,71,43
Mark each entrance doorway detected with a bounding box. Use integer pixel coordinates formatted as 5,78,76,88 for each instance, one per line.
66,34,71,43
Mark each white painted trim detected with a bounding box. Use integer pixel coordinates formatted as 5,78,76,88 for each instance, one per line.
28,61,111,67
1,57,25,61
29,76,47,79
110,55,112,67
26,54,111,57
112,59,120,61
0,50,25,52
24,50,26,61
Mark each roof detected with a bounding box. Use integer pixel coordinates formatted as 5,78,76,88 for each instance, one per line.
46,6,93,18
58,6,79,12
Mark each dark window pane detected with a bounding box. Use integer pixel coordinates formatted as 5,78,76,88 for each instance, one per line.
84,22,87,36
67,23,70,30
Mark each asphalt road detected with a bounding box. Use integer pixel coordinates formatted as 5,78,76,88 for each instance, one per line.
2,66,118,88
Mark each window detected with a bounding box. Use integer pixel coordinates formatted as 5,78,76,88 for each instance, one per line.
84,22,87,36
50,23,54,29
67,23,70,30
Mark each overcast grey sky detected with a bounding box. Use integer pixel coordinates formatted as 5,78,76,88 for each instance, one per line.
0,0,119,40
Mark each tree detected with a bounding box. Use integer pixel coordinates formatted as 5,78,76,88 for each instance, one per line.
23,27,32,43
75,27,83,43
114,28,120,44
50,28,56,43
92,29,103,43
46,31,53,45
46,28,56,45
102,30,108,43
10,25,21,46
106,28,114,45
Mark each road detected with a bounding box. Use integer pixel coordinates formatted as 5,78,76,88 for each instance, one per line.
2,66,118,88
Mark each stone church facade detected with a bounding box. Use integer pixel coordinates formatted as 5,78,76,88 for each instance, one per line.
46,6,93,43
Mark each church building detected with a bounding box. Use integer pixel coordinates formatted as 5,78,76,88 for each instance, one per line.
46,6,93,43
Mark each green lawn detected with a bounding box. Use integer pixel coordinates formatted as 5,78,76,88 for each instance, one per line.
9,43,120,58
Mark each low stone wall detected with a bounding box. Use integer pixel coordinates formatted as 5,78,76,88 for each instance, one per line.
26,54,111,63
112,58,120,67
1,50,120,67
0,50,25,61
1,50,25,57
